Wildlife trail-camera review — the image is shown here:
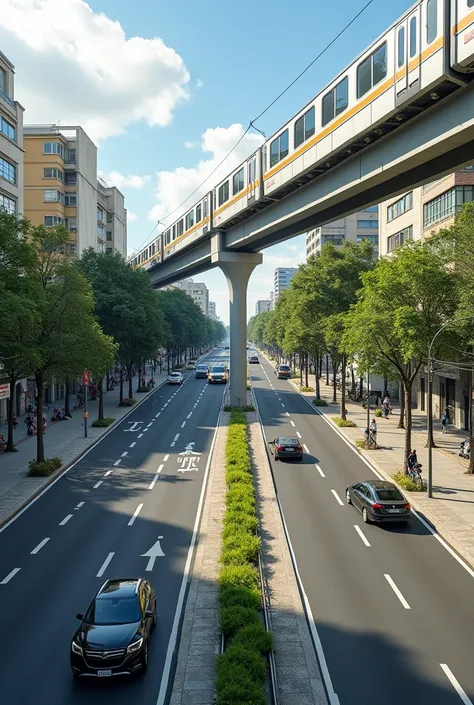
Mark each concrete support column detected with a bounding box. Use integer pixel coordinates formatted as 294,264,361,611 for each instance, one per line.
212,251,262,407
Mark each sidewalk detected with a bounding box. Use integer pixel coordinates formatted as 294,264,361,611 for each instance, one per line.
0,366,169,528
289,366,474,569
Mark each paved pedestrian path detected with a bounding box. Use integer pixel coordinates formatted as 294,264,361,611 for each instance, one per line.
264,353,474,570
0,367,169,527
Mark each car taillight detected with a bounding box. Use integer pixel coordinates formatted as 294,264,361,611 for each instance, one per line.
296,446,303,452
404,503,410,509
275,445,283,451
372,503,383,509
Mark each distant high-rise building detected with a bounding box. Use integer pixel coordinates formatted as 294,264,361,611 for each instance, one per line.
269,291,274,310
306,207,379,260
172,278,209,316
255,300,271,315
274,267,298,300
208,301,217,320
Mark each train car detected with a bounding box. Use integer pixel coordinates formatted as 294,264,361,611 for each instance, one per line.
263,0,467,199
212,150,263,229
451,0,474,71
130,239,161,270
163,192,212,260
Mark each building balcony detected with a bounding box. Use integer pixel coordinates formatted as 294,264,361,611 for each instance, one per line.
0,88,15,109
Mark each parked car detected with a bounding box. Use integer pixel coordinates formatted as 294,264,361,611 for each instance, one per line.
274,364,291,379
195,364,209,379
167,372,183,385
269,436,303,461
248,355,259,364
208,365,228,384
346,480,411,524
70,578,157,678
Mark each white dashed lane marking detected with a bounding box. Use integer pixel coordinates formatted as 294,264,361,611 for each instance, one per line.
163,454,169,462
96,552,114,578
331,490,344,506
1,568,20,584
113,459,122,466
31,538,50,555
129,442,137,448
128,503,143,526
93,481,103,489
59,514,73,526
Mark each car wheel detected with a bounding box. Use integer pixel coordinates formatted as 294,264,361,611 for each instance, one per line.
362,508,370,523
151,600,157,631
140,641,148,672
297,456,303,462
346,490,352,505
275,455,279,462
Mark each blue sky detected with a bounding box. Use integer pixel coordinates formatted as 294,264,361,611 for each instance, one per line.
1,0,413,323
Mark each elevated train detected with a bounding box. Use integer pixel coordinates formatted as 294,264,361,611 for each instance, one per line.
131,0,474,272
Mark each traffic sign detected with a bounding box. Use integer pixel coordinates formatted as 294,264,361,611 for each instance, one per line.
83,370,89,385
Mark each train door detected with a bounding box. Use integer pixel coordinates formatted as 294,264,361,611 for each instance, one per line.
395,6,421,104
247,157,256,203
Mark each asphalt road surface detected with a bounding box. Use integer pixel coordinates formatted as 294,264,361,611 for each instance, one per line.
0,348,228,705
252,354,474,705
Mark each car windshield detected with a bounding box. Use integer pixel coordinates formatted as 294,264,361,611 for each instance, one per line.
279,365,290,370
197,365,207,370
170,373,180,377
211,367,225,373
375,488,405,502
87,596,141,625
278,437,296,445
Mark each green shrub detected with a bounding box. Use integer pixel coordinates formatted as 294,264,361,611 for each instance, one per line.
91,417,114,428
222,533,260,564
332,417,357,427
232,623,273,654
226,469,252,485
300,385,315,392
374,408,383,417
219,564,259,591
219,586,261,611
119,398,137,407
393,471,425,492
220,606,260,637
312,398,328,407
223,513,259,537
28,457,62,477
216,667,266,705
220,642,267,681
355,438,378,450
136,386,150,393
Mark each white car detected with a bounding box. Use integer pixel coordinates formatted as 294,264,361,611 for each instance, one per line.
167,372,183,385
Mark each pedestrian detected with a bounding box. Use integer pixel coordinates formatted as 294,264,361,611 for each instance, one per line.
369,417,377,445
441,410,448,433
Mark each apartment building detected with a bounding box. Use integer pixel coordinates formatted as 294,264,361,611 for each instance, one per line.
172,278,210,316
23,125,126,259
255,300,271,315
274,267,298,300
306,207,379,259
0,51,26,424
208,301,217,320
379,168,474,430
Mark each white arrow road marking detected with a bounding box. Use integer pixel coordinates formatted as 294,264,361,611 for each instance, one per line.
384,574,410,609
59,514,73,525
354,525,371,547
31,538,50,554
1,568,20,584
440,665,473,705
141,536,165,571
124,421,143,432
128,503,143,526
97,552,114,578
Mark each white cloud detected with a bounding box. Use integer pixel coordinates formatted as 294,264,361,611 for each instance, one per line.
0,0,190,141
99,170,150,190
127,211,138,222
183,140,198,149
196,79,204,88
148,123,264,224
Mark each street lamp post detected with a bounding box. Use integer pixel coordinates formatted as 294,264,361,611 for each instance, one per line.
366,367,370,437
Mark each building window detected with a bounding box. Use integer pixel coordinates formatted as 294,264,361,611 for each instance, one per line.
0,193,16,214
106,231,112,241
232,167,245,196
423,186,474,228
44,189,65,203
65,172,77,185
65,148,76,164
218,181,229,206
409,16,417,58
44,215,64,227
387,225,413,252
0,156,16,184
196,203,202,222
106,212,113,223
294,106,316,147
97,223,105,238
0,116,15,141
67,242,76,256
66,217,77,232
322,78,348,128
185,209,195,230
65,192,77,206
364,205,378,212
387,192,413,222
0,68,6,94
427,0,438,44
43,167,64,181
97,207,105,222
43,142,65,159
357,219,378,228
357,42,387,99
269,129,289,168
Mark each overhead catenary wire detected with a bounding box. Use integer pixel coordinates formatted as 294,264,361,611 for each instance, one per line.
130,0,377,259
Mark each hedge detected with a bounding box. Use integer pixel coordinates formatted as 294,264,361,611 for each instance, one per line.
28,457,62,477
332,417,357,427
216,408,270,705
312,398,328,407
392,470,426,492
91,417,115,428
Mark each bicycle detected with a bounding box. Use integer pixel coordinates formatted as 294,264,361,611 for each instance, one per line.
407,464,424,488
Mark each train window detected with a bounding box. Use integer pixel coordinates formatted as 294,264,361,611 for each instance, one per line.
172,224,176,240
152,243,155,255
322,78,348,128
294,106,315,148
218,181,229,206
196,204,202,222
248,159,256,183
232,167,245,196
409,16,417,58
270,129,289,168
185,210,194,230
165,230,171,244
177,219,184,236
427,0,437,44
357,42,387,99
469,0,474,7
397,27,405,67
203,198,208,218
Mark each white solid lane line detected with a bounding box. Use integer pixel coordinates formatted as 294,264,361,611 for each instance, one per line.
440,665,473,705
121,451,128,457
93,481,103,489
113,459,122,466
331,490,344,506
59,514,73,526
1,568,20,585
96,552,114,578
290,420,296,427
129,442,137,448
163,454,169,462
296,431,302,439
354,525,371,547
316,464,325,477
384,574,411,609
128,503,144,526
104,470,112,477
31,538,50,555
74,501,85,509
303,444,309,453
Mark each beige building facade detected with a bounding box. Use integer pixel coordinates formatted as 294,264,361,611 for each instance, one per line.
306,207,379,260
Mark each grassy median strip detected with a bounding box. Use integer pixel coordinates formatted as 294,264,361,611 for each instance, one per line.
217,408,272,705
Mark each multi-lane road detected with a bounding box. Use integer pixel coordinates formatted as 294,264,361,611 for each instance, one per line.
252,354,474,705
0,349,228,705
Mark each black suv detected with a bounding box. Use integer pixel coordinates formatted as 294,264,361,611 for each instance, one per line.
70,578,157,678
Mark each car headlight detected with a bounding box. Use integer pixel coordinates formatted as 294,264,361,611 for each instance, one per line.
127,637,144,654
71,641,83,655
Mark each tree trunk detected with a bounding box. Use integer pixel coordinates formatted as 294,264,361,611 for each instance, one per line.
468,367,474,474
326,354,330,385
136,362,143,393
35,372,45,463
383,376,388,395
305,354,309,387
359,375,363,399
319,354,323,380
315,351,321,399
119,366,124,405
98,376,104,420
403,379,412,467
6,374,17,452
65,380,72,418
341,356,347,421
331,358,339,403
128,362,133,399
300,355,303,385
398,382,405,429
351,367,356,398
